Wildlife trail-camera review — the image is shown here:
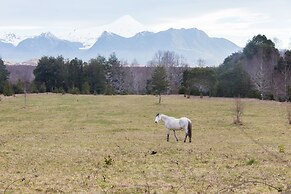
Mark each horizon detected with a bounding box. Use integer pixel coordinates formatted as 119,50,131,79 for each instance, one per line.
0,0,290,50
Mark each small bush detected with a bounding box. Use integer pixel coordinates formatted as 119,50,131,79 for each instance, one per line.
246,158,257,165
38,83,47,93
3,82,13,96
82,82,90,94
278,144,285,153
69,87,80,94
104,155,113,166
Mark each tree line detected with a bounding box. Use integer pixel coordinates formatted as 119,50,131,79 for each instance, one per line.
180,35,291,101
1,34,291,101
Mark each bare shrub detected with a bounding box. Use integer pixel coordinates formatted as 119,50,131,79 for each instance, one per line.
233,98,243,125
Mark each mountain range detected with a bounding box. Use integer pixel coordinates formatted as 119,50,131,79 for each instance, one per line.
0,28,241,66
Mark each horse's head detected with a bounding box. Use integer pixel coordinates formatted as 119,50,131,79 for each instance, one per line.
155,113,161,123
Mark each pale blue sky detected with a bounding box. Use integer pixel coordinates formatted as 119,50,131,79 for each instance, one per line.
0,0,290,48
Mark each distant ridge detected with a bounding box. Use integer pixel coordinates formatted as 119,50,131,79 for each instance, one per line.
0,28,241,66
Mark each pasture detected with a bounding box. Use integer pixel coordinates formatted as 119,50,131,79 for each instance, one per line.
0,94,290,193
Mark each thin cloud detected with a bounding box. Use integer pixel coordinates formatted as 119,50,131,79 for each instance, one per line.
0,1,290,49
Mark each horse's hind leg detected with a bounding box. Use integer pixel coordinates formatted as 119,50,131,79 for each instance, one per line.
167,129,170,142
184,132,191,143
189,132,192,143
173,130,178,141
183,127,188,142
183,134,188,143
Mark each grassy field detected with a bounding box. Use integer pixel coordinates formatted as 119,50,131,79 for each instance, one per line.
0,94,290,193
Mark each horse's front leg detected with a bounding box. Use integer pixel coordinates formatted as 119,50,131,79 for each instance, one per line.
173,130,178,141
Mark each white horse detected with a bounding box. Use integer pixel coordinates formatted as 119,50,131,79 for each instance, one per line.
155,113,192,143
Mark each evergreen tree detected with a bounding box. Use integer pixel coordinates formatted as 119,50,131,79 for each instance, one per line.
3,82,13,96
182,67,216,98
84,56,106,94
106,53,125,94
216,54,256,97
66,58,84,92
150,65,169,103
34,56,65,92
149,50,186,94
0,58,10,94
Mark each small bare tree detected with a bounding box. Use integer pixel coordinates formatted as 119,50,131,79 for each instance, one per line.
24,83,27,108
197,58,206,67
233,98,243,125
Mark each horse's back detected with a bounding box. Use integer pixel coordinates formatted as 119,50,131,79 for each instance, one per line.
180,117,191,123
177,117,190,128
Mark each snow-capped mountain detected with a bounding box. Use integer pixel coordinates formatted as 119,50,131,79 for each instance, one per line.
17,32,83,60
0,33,25,45
16,32,82,51
1,28,241,65
63,15,148,48
87,28,241,65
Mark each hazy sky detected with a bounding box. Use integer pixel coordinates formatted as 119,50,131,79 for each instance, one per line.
0,0,290,48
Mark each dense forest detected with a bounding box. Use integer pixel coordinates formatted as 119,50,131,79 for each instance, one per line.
1,34,291,101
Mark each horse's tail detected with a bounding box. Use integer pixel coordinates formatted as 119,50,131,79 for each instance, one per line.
188,120,192,139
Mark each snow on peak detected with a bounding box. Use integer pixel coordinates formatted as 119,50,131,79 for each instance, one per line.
100,31,114,36
64,15,149,48
105,15,147,38
111,15,143,27
0,33,24,46
39,32,58,39
135,31,153,37
3,33,17,41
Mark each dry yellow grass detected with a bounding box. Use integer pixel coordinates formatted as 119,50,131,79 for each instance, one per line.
0,94,290,193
